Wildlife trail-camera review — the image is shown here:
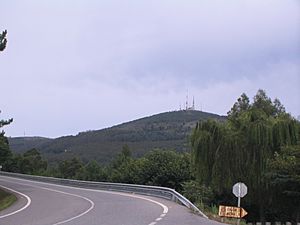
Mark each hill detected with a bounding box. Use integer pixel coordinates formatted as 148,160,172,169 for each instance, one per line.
8,110,226,165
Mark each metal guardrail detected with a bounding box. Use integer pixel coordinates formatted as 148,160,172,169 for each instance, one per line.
0,171,208,218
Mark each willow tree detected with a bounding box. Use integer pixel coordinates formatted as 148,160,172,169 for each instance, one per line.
191,89,300,222
266,145,300,222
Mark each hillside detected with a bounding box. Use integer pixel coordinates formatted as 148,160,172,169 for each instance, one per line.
8,110,226,164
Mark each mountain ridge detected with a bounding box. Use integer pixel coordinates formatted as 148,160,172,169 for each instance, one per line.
8,110,226,164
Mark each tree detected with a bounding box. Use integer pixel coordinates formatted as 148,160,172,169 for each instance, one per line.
252,89,277,117
111,144,132,169
0,111,13,170
76,160,108,181
182,180,213,208
58,158,83,179
191,90,300,222
0,30,11,168
273,98,286,116
19,149,47,175
266,145,300,222
138,149,191,190
109,145,142,184
227,93,250,119
0,30,7,51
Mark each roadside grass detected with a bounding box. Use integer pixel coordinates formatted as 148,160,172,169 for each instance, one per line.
0,188,17,211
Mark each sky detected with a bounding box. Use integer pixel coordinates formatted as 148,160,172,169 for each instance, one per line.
1,0,299,138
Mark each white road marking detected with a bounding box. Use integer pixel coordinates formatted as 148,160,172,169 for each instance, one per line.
0,184,31,219
0,179,94,225
47,188,95,225
0,175,169,224
34,186,95,225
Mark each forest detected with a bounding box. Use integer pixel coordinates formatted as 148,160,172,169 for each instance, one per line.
1,90,299,223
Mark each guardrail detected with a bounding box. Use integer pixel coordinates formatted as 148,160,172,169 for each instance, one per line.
0,171,208,218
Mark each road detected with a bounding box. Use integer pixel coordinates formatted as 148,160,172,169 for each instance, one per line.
0,175,224,225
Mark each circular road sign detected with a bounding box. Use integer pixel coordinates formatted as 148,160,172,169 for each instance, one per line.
232,182,247,198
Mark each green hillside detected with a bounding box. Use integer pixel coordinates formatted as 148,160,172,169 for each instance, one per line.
9,110,226,164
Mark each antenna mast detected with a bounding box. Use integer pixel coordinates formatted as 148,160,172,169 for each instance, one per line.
192,96,195,110
186,90,188,110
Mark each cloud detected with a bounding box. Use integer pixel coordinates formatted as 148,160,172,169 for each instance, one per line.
1,0,299,137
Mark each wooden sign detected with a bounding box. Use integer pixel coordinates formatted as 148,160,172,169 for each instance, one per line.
218,205,248,218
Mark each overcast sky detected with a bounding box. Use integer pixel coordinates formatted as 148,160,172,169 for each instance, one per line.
1,0,299,138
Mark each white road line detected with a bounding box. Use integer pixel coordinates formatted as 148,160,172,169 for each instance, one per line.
0,176,169,224
47,187,94,225
123,194,168,214
0,179,95,225
0,184,31,219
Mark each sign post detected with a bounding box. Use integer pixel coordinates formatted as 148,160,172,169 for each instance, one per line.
232,182,247,225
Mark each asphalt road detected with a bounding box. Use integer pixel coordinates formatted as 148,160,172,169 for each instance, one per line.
0,175,224,225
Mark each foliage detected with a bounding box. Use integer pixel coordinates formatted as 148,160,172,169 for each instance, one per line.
8,110,225,164
76,160,108,181
20,149,48,175
191,89,300,222
106,147,191,190
107,145,141,183
182,180,213,205
0,111,13,170
0,30,7,51
57,157,83,179
5,149,48,175
137,149,191,190
265,145,300,221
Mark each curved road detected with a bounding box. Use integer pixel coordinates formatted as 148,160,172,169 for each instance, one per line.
0,175,223,225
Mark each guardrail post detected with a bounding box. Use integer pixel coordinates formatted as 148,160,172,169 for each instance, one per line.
171,193,176,202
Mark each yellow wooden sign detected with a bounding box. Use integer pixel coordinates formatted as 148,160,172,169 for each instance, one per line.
218,205,248,218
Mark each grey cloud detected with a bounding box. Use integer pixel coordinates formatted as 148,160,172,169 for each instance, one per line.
1,0,299,137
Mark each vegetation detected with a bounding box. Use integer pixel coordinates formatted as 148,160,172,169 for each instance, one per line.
0,110,17,211
0,189,17,211
7,148,48,175
0,30,7,51
191,89,300,223
266,145,300,222
8,110,225,164
45,148,192,192
0,111,13,171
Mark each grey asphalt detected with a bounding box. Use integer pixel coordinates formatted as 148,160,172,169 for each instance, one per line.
0,175,224,225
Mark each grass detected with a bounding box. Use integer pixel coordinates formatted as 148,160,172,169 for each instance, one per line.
0,188,17,211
